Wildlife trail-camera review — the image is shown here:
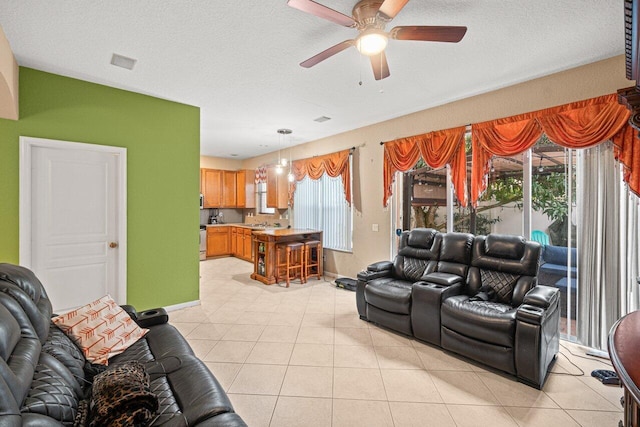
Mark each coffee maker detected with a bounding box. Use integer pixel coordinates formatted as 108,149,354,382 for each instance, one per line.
209,208,219,224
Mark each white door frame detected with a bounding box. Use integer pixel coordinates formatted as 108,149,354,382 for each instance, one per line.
19,136,127,304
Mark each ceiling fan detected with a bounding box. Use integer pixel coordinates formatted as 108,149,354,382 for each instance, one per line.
287,0,467,80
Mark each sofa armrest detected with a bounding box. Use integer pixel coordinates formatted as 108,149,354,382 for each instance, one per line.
420,272,463,286
135,307,169,327
522,285,559,309
368,261,393,272
411,281,463,346
121,304,138,320
357,261,393,282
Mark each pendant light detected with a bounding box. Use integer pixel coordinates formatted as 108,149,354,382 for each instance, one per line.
276,129,292,174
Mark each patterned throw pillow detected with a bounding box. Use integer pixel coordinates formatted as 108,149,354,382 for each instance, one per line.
52,295,148,365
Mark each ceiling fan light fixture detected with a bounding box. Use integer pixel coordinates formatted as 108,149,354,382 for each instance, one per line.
356,29,388,56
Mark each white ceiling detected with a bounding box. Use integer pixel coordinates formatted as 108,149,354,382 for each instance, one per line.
0,1,624,159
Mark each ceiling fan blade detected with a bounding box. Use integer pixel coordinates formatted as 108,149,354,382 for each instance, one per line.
390,25,467,42
370,51,390,80
300,40,355,68
378,0,410,20
287,0,356,27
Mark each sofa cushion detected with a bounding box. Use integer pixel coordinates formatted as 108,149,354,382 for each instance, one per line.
364,279,413,315
394,256,432,282
441,295,517,348
539,263,577,278
542,245,577,267
484,234,525,260
0,264,48,306
52,295,149,365
21,353,82,425
479,269,520,304
42,325,87,389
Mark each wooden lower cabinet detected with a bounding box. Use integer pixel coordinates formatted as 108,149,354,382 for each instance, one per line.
230,227,237,255
234,227,243,258
243,228,253,261
211,226,254,262
206,227,230,257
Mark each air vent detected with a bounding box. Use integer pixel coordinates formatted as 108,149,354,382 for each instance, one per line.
110,53,137,70
314,116,331,123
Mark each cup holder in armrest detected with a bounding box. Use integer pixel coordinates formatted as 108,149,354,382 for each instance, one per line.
136,307,169,327
516,304,545,325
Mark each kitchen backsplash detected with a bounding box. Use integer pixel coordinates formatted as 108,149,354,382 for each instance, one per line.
200,208,243,225
200,208,290,227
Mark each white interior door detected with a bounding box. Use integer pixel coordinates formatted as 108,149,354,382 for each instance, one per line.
20,137,126,312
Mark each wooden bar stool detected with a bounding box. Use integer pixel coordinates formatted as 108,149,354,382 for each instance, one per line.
303,239,322,281
276,242,305,287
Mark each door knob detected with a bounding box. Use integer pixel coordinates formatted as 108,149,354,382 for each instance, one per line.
109,242,118,248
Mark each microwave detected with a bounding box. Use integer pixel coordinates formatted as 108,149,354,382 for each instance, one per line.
199,194,204,209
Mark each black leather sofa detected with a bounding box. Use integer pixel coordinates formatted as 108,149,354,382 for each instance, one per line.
0,263,247,426
357,229,560,389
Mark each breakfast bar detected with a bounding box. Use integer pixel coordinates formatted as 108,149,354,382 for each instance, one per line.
251,228,323,285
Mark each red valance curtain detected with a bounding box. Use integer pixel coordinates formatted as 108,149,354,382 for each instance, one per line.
289,149,352,206
383,126,467,207
471,94,637,206
255,166,267,184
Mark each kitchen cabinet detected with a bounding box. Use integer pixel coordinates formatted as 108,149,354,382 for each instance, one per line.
229,226,253,262
201,169,222,208
201,168,254,209
230,227,237,255
266,167,288,209
237,229,245,258
221,170,237,207
236,170,256,209
206,226,230,257
243,228,253,261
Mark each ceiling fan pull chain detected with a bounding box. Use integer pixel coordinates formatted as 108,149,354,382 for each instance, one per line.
359,51,364,86
378,54,384,93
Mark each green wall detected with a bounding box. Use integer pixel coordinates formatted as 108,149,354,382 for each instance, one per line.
0,67,200,310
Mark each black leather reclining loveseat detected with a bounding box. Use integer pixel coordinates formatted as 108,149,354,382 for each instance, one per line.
356,229,560,389
0,263,247,426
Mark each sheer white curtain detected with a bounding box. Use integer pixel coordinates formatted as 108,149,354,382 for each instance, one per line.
577,142,640,350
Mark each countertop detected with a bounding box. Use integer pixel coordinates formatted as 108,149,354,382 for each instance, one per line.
252,228,322,237
203,223,286,230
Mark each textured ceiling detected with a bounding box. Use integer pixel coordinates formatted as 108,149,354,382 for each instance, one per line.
0,1,624,159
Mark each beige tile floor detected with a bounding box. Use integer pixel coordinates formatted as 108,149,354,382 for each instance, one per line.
170,257,624,427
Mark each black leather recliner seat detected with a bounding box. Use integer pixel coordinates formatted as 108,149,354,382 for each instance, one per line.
0,263,247,426
356,228,441,335
357,229,560,389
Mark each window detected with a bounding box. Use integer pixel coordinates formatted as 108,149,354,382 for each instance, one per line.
293,173,352,252
256,181,275,214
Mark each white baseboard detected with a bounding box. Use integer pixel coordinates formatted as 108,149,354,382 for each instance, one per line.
163,300,200,312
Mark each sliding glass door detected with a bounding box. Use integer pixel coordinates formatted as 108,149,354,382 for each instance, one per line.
398,135,580,338
531,140,578,338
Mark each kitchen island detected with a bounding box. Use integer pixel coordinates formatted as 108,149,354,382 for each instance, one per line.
251,228,322,285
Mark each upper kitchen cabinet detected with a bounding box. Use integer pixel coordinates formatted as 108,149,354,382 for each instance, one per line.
266,167,288,209
236,170,256,209
201,168,222,208
221,170,236,207
201,168,256,209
